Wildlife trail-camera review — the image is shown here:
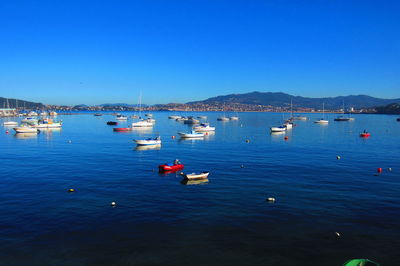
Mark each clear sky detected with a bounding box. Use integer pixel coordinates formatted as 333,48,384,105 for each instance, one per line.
0,0,399,105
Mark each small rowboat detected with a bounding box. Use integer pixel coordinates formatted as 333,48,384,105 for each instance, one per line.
107,121,118,125
113,127,132,132
134,136,161,146
178,130,204,138
360,132,370,138
158,163,184,172
181,171,210,180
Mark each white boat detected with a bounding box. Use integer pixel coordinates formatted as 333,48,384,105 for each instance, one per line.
314,103,329,124
32,118,62,128
146,118,156,123
168,115,181,119
270,126,287,132
145,113,153,118
193,123,215,132
13,125,40,133
132,119,153,127
28,111,38,116
176,117,188,122
134,136,161,146
182,171,210,180
178,130,205,138
116,115,128,120
197,116,207,119
217,116,229,121
21,117,38,123
229,116,239,120
293,115,308,120
3,121,18,126
283,121,293,129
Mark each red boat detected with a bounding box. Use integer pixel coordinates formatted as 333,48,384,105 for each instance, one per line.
158,163,184,172
113,127,132,132
360,132,370,138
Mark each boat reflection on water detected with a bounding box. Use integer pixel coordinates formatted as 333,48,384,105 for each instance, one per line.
14,133,38,139
131,127,153,134
135,144,161,151
180,178,209,185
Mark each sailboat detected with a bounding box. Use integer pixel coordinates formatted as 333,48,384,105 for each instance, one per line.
3,98,18,126
217,103,229,121
132,92,153,127
314,103,329,124
334,101,351,121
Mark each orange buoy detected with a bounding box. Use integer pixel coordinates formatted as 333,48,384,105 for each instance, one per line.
172,135,175,139
284,136,288,140
5,130,9,134
377,168,383,173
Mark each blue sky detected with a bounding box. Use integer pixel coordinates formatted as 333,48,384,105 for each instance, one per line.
0,0,399,105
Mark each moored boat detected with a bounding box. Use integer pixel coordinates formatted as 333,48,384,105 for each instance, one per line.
181,171,210,180
116,115,128,120
32,118,62,128
360,130,370,138
134,136,161,146
13,126,40,134
3,121,18,126
292,115,308,120
159,160,184,172
168,115,181,119
107,121,118,125
183,117,199,124
270,126,286,132
334,116,350,121
132,119,153,127
113,127,132,132
178,130,205,138
193,123,215,132
217,116,229,121
314,118,329,124
229,116,239,120
94,113,102,116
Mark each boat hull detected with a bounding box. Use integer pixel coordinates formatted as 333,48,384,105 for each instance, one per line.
13,127,40,134
158,164,184,172
178,132,204,138
134,140,161,145
360,133,370,138
113,127,132,132
183,171,210,180
270,127,286,132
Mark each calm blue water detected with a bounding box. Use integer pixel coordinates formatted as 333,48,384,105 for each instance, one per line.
1,112,399,265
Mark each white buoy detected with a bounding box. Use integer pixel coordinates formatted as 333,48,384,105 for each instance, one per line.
336,156,341,160
388,168,392,172
335,232,341,237
111,201,116,207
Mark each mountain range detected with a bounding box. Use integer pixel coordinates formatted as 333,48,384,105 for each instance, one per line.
0,97,43,109
187,92,400,109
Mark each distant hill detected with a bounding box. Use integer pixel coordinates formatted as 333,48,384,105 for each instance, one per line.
375,102,400,114
187,91,400,109
0,97,44,109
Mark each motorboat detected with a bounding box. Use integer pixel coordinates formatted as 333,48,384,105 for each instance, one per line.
159,160,184,172
33,118,62,128
217,116,229,121
229,116,239,120
270,126,286,132
3,121,18,126
181,171,210,180
178,130,205,138
13,125,40,134
334,116,350,121
94,113,102,116
145,113,153,118
314,118,329,124
197,116,207,119
168,115,181,119
113,127,132,132
360,131,370,138
184,117,199,124
116,115,128,120
134,136,161,146
21,117,38,123
107,121,118,125
132,119,153,127
193,123,215,132
283,121,293,129
292,115,308,120
176,117,189,122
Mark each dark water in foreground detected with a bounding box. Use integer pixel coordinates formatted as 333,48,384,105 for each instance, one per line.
1,112,399,265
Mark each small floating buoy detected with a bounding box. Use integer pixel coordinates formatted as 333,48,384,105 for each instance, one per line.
284,136,288,140
172,135,175,139
377,168,382,173
5,130,9,134
111,201,116,207
336,156,341,160
335,232,341,237
68,140,72,143
245,139,250,143
240,165,244,168
68,188,75,193
266,197,276,202
388,168,392,172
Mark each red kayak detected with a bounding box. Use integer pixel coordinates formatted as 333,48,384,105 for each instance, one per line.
360,132,370,138
158,164,184,172
113,127,132,132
